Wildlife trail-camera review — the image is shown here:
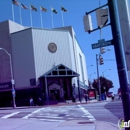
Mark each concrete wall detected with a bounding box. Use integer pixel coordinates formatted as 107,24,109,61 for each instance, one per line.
32,29,75,79
0,20,25,84
55,26,88,87
11,29,36,89
0,20,88,91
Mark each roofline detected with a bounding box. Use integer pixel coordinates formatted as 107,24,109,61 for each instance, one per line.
11,27,70,35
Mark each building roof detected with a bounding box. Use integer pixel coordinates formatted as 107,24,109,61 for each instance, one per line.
39,64,80,78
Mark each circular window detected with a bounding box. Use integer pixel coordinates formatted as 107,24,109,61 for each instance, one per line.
48,42,57,53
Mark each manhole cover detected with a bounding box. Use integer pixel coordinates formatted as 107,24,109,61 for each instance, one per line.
78,121,94,124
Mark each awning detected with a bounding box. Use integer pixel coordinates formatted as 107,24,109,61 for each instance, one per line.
79,81,88,90
39,64,80,78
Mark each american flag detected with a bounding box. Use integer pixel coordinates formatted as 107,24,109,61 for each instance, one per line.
61,6,67,12
40,6,47,12
12,0,19,6
21,3,28,9
52,8,58,14
31,5,38,11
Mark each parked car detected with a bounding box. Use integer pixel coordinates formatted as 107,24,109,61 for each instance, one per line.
106,92,113,97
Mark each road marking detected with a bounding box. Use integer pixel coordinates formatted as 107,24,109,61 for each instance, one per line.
68,118,74,119
36,115,63,119
1,112,20,119
22,108,44,119
77,105,96,121
38,118,65,122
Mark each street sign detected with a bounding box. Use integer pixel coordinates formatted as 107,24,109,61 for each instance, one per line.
91,39,113,49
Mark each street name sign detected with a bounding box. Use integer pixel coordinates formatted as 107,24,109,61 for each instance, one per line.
91,39,113,49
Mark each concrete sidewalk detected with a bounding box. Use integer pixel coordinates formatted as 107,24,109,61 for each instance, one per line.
0,118,119,130
0,98,117,110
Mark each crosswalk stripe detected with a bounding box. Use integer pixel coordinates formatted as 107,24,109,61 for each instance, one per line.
77,105,96,121
1,112,20,119
22,108,44,119
38,118,65,122
35,115,63,119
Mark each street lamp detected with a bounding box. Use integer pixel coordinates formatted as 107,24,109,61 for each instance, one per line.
102,69,111,77
0,48,16,108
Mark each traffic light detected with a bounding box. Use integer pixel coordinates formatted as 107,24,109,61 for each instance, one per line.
83,14,93,32
100,47,105,54
99,55,104,65
96,8,108,28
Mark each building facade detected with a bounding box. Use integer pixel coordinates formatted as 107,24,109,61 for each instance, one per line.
0,20,88,106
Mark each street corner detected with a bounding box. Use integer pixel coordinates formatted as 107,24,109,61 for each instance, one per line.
95,121,119,130
57,119,96,128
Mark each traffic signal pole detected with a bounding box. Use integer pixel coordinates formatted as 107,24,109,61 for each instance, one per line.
108,0,130,124
96,54,101,100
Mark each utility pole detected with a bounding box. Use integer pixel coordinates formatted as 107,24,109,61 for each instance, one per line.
108,0,130,125
96,54,101,100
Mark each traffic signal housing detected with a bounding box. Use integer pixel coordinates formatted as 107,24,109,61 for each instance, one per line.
99,55,104,65
100,47,106,54
96,8,108,28
83,14,93,32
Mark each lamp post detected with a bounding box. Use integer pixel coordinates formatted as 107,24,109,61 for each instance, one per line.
102,69,111,77
0,48,16,108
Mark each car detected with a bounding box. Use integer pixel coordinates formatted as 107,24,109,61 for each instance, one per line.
106,92,113,97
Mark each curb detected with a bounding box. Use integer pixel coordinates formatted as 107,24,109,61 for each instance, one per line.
0,99,116,110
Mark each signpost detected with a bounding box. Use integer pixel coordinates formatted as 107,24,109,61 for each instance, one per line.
91,39,113,49
12,89,15,97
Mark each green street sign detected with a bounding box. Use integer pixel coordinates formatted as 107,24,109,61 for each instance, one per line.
91,39,113,49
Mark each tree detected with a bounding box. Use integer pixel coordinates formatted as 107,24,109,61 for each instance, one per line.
92,76,113,94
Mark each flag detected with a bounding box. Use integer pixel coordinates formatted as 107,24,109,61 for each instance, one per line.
52,8,58,14
31,5,38,11
12,0,19,6
61,6,67,12
40,6,47,12
21,3,28,9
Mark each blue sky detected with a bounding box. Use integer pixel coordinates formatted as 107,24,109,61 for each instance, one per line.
0,0,120,93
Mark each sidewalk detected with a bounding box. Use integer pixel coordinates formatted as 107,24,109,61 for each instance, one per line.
0,118,120,130
0,98,116,110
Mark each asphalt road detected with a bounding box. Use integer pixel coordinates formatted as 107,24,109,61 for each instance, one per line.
83,100,123,125
0,100,123,126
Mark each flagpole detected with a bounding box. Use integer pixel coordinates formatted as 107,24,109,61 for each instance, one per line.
50,7,54,28
19,3,22,25
12,3,14,21
40,7,43,28
61,8,64,27
29,5,33,27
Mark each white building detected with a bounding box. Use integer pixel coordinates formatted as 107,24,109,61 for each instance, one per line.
0,20,88,106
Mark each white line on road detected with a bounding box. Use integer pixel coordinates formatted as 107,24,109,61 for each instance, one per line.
77,105,96,121
1,112,20,119
22,108,44,119
38,118,65,122
36,115,63,119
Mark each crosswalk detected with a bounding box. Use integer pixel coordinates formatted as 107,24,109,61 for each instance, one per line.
0,105,96,122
